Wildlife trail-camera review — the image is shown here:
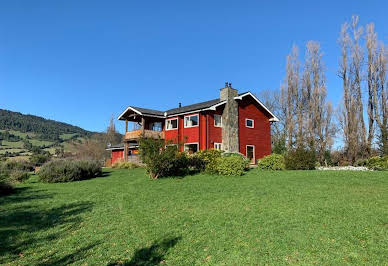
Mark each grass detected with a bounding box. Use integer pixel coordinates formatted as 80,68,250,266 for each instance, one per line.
0,140,24,149
0,169,387,265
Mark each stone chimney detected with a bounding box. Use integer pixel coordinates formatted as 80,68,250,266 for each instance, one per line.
220,82,239,153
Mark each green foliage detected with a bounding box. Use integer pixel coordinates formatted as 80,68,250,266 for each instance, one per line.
112,161,141,169
29,153,51,166
138,137,190,178
39,160,102,183
214,155,248,176
366,156,388,170
354,158,368,167
257,154,285,170
0,109,91,141
285,147,317,170
0,160,33,184
272,135,287,155
9,170,30,183
0,130,22,142
193,149,223,173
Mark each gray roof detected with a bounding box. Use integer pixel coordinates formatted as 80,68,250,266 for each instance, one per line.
166,98,221,115
129,106,164,117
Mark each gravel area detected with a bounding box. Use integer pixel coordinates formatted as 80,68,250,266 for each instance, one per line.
317,166,370,171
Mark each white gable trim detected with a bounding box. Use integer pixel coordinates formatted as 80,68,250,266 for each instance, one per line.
234,92,279,122
118,106,165,120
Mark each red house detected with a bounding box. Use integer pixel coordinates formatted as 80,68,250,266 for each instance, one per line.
112,83,278,165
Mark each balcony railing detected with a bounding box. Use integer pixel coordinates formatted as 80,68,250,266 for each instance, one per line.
125,129,164,140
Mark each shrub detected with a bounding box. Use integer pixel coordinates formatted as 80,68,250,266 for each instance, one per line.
257,154,285,170
9,170,30,183
30,153,51,166
39,159,102,183
193,149,223,173
139,137,191,179
354,158,368,167
0,181,13,197
285,147,316,170
214,155,249,176
1,160,34,172
366,156,388,170
112,161,140,169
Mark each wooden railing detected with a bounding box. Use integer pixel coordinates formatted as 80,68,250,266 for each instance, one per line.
124,129,164,140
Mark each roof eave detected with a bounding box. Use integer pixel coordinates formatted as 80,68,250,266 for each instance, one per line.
234,92,280,122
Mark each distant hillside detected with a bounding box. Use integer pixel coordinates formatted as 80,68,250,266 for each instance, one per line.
0,109,92,141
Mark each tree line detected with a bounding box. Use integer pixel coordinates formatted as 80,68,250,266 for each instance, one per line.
0,109,92,141
262,15,387,165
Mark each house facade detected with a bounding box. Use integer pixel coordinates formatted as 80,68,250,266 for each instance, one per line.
112,83,279,165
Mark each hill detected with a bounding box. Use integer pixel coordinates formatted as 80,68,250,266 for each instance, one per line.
0,109,93,159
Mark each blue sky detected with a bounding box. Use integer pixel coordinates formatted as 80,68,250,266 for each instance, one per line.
1,0,387,134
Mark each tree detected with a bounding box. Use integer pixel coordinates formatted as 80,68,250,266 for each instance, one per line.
338,16,367,163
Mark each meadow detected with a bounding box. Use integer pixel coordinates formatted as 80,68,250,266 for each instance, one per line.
0,169,387,265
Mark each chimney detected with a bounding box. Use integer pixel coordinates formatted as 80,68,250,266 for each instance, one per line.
179,102,182,108
220,82,239,153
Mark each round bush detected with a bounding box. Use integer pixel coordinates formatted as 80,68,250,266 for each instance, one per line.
366,156,388,170
215,156,249,176
285,147,316,170
257,154,285,170
39,160,102,183
9,170,30,183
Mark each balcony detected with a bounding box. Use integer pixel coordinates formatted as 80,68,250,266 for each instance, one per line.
124,129,164,140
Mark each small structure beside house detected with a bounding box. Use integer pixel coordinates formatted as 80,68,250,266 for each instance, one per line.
110,83,279,165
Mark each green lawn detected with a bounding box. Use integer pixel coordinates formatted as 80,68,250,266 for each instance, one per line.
1,169,387,265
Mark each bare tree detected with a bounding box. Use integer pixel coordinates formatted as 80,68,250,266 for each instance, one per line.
338,16,367,163
281,45,300,149
374,43,388,155
366,23,377,155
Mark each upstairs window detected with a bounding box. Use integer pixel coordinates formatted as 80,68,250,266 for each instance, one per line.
214,114,222,127
166,118,178,130
246,119,254,128
184,114,199,128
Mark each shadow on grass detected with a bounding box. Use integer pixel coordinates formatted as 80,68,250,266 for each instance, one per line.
0,187,94,264
107,236,181,266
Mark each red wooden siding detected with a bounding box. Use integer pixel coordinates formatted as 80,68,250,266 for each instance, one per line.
111,150,124,164
238,97,271,162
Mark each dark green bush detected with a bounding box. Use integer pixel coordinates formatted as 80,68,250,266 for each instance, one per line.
257,154,285,170
29,153,51,166
214,155,249,176
139,137,190,178
39,160,102,183
285,147,316,170
366,156,388,170
354,158,368,167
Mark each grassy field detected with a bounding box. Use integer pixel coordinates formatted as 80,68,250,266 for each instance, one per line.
0,169,387,265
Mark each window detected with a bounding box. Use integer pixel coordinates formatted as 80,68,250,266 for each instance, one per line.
246,145,255,164
166,118,178,130
246,119,254,128
214,143,222,150
151,122,162,131
184,143,199,154
214,114,222,127
184,114,199,128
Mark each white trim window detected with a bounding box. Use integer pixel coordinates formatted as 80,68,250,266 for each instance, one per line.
214,114,222,127
246,145,255,164
184,114,199,128
166,118,178,130
184,143,199,153
214,142,222,150
245,118,254,128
